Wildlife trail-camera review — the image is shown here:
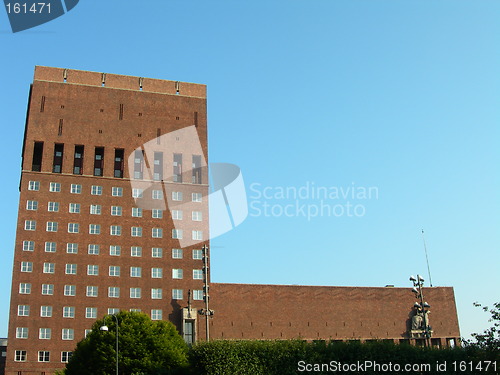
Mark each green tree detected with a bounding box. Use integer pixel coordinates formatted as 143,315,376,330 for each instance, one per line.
64,311,189,375
464,302,500,354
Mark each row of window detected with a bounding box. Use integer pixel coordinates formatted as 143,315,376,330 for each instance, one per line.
15,350,72,363
22,242,200,259
23,220,203,239
25,200,203,220
27,181,203,202
19,264,203,279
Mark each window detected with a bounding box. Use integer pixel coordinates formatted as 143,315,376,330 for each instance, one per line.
108,308,119,315
193,290,204,300
110,245,121,256
114,149,125,178
70,184,82,194
62,351,73,363
64,285,76,296
192,230,203,241
90,204,102,215
32,141,44,171
152,209,163,218
21,261,33,273
40,306,53,317
192,211,202,221
130,288,141,298
151,309,162,320
152,247,163,258
89,224,101,235
87,265,99,276
15,350,27,362
172,248,183,259
172,289,183,300
91,185,103,195
132,188,143,198
132,207,142,217
49,182,60,192
46,221,58,232
133,150,144,179
130,308,141,312
193,269,203,280
151,288,162,299
26,200,38,210
43,262,55,274
42,284,54,295
112,186,123,197
86,286,98,297
193,249,203,260
109,266,120,276
172,229,183,239
152,268,163,278
62,328,74,340
192,155,202,184
153,151,163,180
172,191,183,201
24,220,36,231
110,225,121,236
63,306,75,318
94,147,104,176
173,153,182,182
44,241,56,252
130,267,142,277
85,307,97,319
18,305,30,316
47,202,59,213
131,226,142,237
152,228,163,238
85,329,92,338
172,269,183,279
19,283,31,294
108,286,120,298
16,327,28,339
88,244,100,255
67,243,78,254
192,192,202,202
73,145,84,175
68,223,80,233
111,206,122,216
23,240,34,251
69,203,80,213
65,264,77,275
53,143,64,173
39,328,51,339
28,180,40,191
131,246,142,257
172,210,183,220
152,190,163,200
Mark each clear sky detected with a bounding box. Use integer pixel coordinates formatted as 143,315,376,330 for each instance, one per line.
0,0,498,340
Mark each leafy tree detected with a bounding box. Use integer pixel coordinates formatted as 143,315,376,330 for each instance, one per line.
64,311,189,375
464,302,500,354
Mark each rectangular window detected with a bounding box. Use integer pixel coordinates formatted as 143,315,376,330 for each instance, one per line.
172,248,183,259
88,244,100,255
153,151,163,181
69,203,80,213
192,192,202,202
152,209,163,219
109,266,121,277
192,230,203,241
111,206,122,216
53,143,64,173
68,223,80,233
152,247,163,258
65,264,77,275
151,288,162,299
130,287,141,298
49,182,60,192
32,141,44,172
172,210,183,220
173,153,182,182
62,351,73,363
131,246,142,257
152,228,163,238
108,307,119,315
130,267,142,278
64,285,76,296
172,269,183,279
39,327,51,339
87,265,99,276
193,290,204,300
151,268,163,278
86,286,98,297
15,350,27,361
193,269,203,280
43,262,55,274
48,201,60,212
85,307,97,319
110,245,121,256
172,229,183,239
40,306,53,317
172,191,183,201
63,306,75,318
18,305,30,316
24,220,36,231
42,284,54,295
16,327,28,339
172,289,183,300
110,225,121,236
21,261,33,272
67,243,78,253
94,147,104,176
133,150,144,179
19,283,31,294
151,309,163,320
62,328,74,340
132,188,143,198
23,240,35,251
132,207,143,217
91,185,103,195
38,351,50,362
193,249,203,260
152,190,163,200
112,186,123,197
108,287,120,298
70,184,82,194
114,149,125,178
131,226,142,237
192,211,202,221
90,204,102,215
26,200,38,210
192,155,202,184
28,180,40,191
73,145,84,174
89,224,101,234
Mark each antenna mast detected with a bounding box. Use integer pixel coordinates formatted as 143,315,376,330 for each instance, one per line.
421,230,433,287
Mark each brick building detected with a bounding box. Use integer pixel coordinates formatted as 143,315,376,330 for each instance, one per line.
6,67,460,375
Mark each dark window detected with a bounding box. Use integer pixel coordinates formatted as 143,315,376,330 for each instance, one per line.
32,141,44,172
133,150,143,180
154,152,163,181
94,147,104,176
173,153,182,182
184,320,194,345
73,145,84,175
52,144,64,173
192,155,202,184
114,149,124,178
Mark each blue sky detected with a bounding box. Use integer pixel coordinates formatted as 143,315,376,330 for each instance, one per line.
0,0,498,340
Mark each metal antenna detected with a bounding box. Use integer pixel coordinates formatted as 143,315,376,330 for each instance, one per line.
421,230,433,287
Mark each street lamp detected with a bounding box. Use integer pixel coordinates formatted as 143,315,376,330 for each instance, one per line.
100,314,119,375
409,275,432,346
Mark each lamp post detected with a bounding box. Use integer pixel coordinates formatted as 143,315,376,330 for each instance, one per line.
409,275,431,347
100,314,119,375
